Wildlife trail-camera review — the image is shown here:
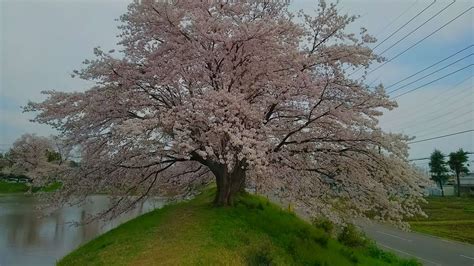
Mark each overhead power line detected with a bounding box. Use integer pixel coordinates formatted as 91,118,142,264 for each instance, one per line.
372,0,437,51
388,53,473,94
387,98,473,133
415,119,474,140
367,7,474,76
408,129,474,144
384,45,473,90
383,76,472,126
409,152,474,161
392,64,473,99
378,1,455,57
347,0,436,76
410,110,473,137
391,91,473,129
372,1,419,38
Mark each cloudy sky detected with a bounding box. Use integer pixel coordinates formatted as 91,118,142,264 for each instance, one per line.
1,0,473,170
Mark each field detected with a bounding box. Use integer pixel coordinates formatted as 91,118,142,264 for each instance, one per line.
59,189,418,265
409,197,474,244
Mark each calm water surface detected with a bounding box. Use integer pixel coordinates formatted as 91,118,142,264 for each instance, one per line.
0,194,164,266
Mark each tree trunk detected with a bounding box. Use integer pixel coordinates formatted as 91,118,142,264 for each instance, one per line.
209,162,246,206
439,180,444,197
456,172,461,197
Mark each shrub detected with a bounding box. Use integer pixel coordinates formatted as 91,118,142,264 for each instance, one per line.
312,233,329,247
340,247,359,263
246,246,273,266
337,224,367,248
367,243,396,263
312,218,334,236
296,226,328,247
367,244,421,266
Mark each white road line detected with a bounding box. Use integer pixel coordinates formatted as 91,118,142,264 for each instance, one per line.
460,254,474,260
379,243,442,266
376,231,413,242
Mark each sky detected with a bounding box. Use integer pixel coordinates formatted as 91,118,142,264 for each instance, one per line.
1,0,473,170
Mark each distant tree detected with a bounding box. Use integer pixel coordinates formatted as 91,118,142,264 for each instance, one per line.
9,134,62,189
0,153,5,174
0,153,6,171
429,150,449,197
448,149,469,197
0,151,14,177
46,150,62,163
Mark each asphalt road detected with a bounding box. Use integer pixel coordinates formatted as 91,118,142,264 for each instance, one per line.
356,221,474,266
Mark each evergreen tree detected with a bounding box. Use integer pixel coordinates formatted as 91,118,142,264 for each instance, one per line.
448,149,469,197
429,150,449,197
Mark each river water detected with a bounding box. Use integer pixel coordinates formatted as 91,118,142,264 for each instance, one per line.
0,194,164,266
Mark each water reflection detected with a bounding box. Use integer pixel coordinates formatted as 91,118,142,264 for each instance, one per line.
0,194,163,266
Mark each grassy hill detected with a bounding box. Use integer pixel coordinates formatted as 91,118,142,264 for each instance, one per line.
59,189,419,265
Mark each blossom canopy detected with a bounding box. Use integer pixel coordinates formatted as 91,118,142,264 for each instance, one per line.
26,0,426,225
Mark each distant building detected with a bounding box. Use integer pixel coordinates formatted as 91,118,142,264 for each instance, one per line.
453,173,474,195
434,173,474,196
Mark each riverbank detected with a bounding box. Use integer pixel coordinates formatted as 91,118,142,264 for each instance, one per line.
59,189,418,265
0,180,61,194
0,194,163,266
409,196,474,244
0,180,28,193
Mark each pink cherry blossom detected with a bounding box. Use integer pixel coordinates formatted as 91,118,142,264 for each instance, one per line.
25,0,427,226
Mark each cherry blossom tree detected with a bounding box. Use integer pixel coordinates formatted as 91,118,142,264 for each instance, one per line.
7,134,61,187
26,0,426,225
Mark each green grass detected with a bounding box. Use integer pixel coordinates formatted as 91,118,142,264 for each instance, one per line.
409,197,474,244
33,181,62,193
0,180,29,193
59,189,419,266
0,180,62,194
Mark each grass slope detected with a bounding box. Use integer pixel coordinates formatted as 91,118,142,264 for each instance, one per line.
0,180,61,194
59,189,418,266
0,180,29,193
409,197,474,244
